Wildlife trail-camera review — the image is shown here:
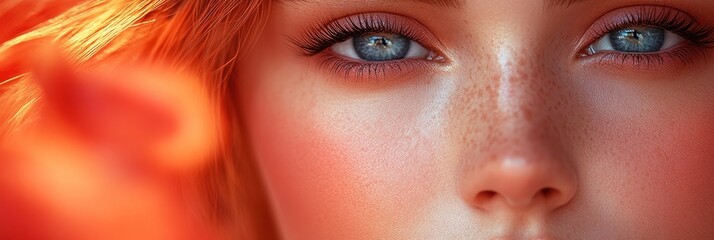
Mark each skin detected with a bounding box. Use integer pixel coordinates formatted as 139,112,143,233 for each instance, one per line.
237,0,714,239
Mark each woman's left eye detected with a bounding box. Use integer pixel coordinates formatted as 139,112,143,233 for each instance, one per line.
330,32,432,61
587,26,685,54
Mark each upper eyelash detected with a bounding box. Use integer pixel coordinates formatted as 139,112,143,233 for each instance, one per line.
289,14,425,56
590,6,714,48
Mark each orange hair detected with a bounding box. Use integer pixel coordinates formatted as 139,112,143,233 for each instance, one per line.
0,0,277,238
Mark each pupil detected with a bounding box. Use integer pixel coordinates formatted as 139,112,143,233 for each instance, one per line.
621,29,643,41
369,36,391,48
353,33,411,61
609,26,665,52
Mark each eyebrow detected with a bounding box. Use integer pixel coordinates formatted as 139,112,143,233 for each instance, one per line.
281,0,590,9
546,0,590,8
410,0,464,8
422,0,593,8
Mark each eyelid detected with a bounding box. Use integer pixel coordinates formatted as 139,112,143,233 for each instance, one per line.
577,5,714,55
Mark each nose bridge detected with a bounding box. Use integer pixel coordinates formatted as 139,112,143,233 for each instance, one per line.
448,6,557,154
490,45,555,154
450,40,560,163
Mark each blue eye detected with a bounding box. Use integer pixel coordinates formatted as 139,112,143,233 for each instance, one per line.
354,33,410,61
610,27,664,52
330,32,432,61
587,26,685,54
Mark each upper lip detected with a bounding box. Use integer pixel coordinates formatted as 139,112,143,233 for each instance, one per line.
489,234,555,240
486,223,556,240
486,211,556,240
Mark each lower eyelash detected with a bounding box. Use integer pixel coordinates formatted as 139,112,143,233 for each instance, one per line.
591,45,709,70
317,54,431,82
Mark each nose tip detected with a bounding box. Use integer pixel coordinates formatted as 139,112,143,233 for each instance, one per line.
460,155,577,212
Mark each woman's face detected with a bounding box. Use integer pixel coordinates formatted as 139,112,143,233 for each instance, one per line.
237,0,714,239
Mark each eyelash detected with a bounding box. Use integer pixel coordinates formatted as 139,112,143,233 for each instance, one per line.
583,6,714,68
290,13,441,80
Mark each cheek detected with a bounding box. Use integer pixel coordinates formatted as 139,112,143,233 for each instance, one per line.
239,64,456,238
615,112,714,237
575,74,714,237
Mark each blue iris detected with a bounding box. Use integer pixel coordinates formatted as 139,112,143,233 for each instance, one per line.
353,33,411,61
609,26,665,52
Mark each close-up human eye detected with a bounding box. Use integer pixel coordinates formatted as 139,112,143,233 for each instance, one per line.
579,6,714,68
586,26,684,54
330,32,431,61
289,13,444,79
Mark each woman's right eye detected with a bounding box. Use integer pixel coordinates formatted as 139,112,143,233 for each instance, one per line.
330,32,433,62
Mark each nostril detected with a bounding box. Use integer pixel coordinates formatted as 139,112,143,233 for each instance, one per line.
541,187,558,198
470,188,571,211
540,187,566,207
474,190,497,207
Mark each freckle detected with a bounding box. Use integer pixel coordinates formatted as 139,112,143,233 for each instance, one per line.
475,85,485,98
484,84,495,96
522,105,534,121
490,74,499,83
479,111,487,122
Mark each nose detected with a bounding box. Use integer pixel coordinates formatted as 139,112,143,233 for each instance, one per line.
456,48,578,213
459,152,577,212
